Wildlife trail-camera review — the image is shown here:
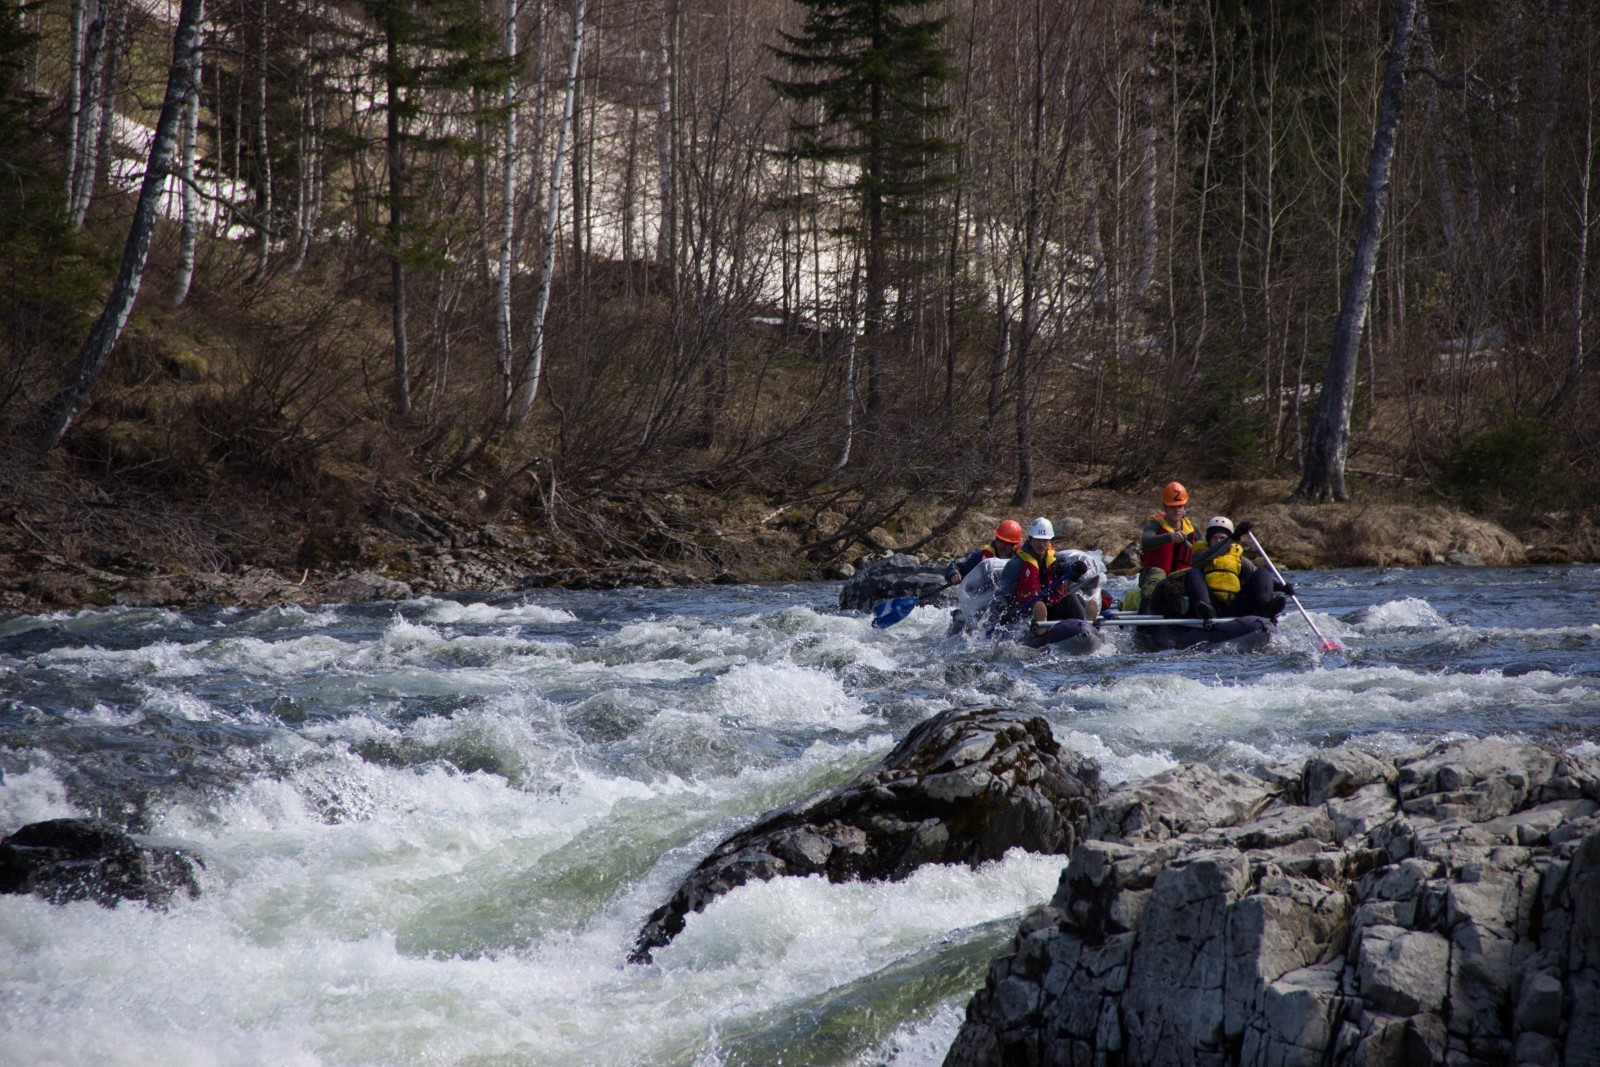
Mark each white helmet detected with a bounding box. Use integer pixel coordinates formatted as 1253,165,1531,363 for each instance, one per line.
1206,516,1234,535
1027,517,1055,540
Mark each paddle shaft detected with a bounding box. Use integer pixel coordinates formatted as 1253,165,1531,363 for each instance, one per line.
1245,531,1340,651
1097,615,1214,628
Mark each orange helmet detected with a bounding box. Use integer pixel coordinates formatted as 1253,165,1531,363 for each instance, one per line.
1162,481,1189,507
994,519,1024,545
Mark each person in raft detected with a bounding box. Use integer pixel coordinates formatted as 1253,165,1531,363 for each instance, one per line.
1182,516,1295,621
1137,481,1200,603
943,519,1024,585
1001,518,1103,645
945,519,1025,634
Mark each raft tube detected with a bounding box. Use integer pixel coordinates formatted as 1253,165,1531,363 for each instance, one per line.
1022,618,1106,654
1129,615,1276,652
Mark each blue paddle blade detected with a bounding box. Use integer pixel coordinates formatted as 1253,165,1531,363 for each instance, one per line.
871,597,919,628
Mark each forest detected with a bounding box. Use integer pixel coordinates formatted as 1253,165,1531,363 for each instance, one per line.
1,0,1597,584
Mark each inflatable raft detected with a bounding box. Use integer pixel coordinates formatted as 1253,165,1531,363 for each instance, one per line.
1100,612,1277,651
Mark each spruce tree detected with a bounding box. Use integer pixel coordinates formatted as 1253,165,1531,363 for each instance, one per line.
770,0,954,431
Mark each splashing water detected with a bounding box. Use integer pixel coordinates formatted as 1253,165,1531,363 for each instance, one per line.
3,567,1600,1065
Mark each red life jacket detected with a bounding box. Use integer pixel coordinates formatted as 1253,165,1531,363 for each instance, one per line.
1013,545,1061,605
1141,513,1196,573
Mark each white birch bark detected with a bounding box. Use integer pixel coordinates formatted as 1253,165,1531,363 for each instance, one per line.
171,14,206,306
66,0,86,207
511,0,585,426
1295,0,1419,502
253,0,273,278
37,0,209,456
655,0,674,271
495,0,519,418
69,0,107,229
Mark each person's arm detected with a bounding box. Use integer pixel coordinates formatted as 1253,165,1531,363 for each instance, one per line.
1190,539,1229,568
1139,517,1172,552
944,547,982,584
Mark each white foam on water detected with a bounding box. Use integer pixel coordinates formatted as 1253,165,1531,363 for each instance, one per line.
0,764,82,830
139,685,225,723
405,596,577,626
1054,729,1180,784
708,661,874,730
1352,597,1451,632
877,1000,971,1066
0,729,932,1066
224,603,343,632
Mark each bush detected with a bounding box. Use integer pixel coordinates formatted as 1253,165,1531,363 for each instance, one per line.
1439,415,1569,515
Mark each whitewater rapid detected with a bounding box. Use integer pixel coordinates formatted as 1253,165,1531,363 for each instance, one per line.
3,566,1598,1065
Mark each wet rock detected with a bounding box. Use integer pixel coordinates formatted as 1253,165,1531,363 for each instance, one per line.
316,571,415,603
945,738,1600,1067
630,706,1101,963
1107,542,1142,573
0,818,201,908
838,553,949,611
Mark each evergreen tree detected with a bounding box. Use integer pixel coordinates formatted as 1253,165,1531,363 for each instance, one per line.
362,0,507,417
770,0,954,431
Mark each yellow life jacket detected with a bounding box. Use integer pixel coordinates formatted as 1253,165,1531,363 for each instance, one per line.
1016,544,1056,577
1198,542,1243,600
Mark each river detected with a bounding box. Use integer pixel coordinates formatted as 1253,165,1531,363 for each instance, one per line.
3,565,1599,1065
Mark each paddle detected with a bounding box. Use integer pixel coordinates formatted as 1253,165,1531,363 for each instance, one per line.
1244,531,1343,652
1097,615,1213,628
871,584,955,628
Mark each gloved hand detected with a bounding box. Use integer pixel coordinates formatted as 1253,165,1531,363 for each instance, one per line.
1064,558,1089,581
1276,581,1296,597
1173,529,1189,544
1232,521,1253,541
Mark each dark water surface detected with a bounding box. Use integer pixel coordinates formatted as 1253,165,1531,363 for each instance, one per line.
2,566,1598,1065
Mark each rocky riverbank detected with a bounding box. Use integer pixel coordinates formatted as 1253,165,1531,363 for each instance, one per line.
945,738,1600,1067
1,465,1590,615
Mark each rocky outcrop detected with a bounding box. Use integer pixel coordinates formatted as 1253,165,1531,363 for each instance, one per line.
0,818,202,907
945,739,1600,1067
838,553,949,611
630,706,1101,962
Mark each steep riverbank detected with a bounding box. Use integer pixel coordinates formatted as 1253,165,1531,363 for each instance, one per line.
0,463,1591,615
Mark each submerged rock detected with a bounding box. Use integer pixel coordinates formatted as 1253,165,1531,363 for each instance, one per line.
629,706,1101,963
945,739,1600,1067
0,818,201,908
838,553,949,611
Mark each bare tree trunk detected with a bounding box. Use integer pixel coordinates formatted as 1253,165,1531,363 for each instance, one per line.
87,0,128,216
171,13,206,307
655,0,674,275
287,77,321,275
36,0,208,457
512,0,586,426
1011,0,1048,508
253,0,274,280
68,0,106,229
66,0,86,206
385,9,411,417
494,0,519,420
1294,0,1418,503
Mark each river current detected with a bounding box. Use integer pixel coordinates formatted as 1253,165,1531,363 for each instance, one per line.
3,565,1599,1065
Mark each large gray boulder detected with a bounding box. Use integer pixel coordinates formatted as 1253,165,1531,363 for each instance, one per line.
838,553,949,611
946,739,1600,1067
0,818,202,908
630,706,1101,962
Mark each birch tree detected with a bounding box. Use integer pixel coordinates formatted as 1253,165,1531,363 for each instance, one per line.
171,13,206,306
35,0,207,456
510,0,585,426
1294,0,1419,502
